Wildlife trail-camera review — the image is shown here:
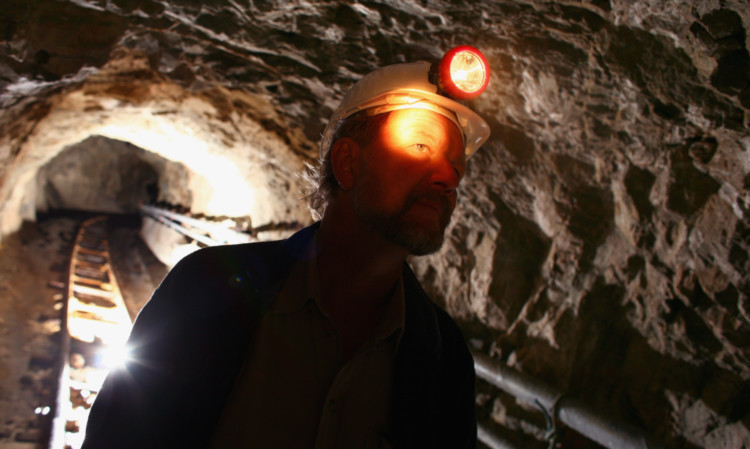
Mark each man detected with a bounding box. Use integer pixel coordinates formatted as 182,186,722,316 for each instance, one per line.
82,48,491,449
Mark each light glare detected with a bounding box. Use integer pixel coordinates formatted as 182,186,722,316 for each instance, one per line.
101,344,132,370
450,51,485,93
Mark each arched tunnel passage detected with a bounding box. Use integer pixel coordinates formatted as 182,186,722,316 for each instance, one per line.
0,90,317,446
36,136,187,215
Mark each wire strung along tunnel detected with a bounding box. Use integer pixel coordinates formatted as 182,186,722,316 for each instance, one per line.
1,1,749,449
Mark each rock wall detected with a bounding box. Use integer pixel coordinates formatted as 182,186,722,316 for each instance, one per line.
0,1,748,448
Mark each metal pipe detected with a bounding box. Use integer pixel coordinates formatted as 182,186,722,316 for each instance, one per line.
472,350,662,449
141,205,219,233
477,422,521,449
140,205,250,244
141,209,220,247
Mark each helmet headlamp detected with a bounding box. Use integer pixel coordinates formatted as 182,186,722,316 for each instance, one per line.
434,45,490,100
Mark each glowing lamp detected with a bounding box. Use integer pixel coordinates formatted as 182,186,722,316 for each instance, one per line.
437,45,490,100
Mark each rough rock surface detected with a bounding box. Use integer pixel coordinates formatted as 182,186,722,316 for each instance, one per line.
0,217,75,447
0,1,748,448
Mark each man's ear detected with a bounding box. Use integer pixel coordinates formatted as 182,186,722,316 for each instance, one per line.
330,137,360,190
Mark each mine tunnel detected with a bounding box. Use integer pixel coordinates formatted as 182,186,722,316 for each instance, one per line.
1,1,749,449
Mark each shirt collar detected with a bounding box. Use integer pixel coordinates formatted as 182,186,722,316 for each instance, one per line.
272,222,442,359
273,231,405,344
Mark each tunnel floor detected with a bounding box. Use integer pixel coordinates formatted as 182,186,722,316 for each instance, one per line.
0,211,167,448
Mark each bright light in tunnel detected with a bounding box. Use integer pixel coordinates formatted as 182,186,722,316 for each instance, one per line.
101,343,133,370
203,158,257,215
97,120,257,217
67,295,132,346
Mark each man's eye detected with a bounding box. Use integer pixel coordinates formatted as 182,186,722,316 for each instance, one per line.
413,144,429,153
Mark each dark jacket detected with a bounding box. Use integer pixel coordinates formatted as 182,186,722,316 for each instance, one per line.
82,224,476,448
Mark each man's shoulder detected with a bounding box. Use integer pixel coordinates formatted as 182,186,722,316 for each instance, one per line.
426,297,468,350
401,265,471,363
174,223,318,272
142,237,296,326
158,241,270,286
181,239,281,265
162,224,319,291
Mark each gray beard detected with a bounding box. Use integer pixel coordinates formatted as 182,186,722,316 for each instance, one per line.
354,191,453,256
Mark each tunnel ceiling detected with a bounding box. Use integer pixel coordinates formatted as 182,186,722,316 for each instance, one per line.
1,1,749,448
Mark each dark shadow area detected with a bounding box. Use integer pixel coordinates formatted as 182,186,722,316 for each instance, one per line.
667,141,721,217
489,195,552,329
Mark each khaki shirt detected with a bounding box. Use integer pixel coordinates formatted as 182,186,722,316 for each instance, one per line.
211,246,405,449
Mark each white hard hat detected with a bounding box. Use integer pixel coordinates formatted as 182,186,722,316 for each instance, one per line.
320,49,490,159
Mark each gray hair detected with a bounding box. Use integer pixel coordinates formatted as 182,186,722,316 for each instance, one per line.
303,111,391,220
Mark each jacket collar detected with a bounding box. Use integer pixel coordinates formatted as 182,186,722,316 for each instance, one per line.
401,264,442,360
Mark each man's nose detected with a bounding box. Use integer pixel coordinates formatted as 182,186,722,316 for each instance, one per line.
429,156,461,194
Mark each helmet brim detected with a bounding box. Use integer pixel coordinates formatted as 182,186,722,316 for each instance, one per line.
320,88,490,159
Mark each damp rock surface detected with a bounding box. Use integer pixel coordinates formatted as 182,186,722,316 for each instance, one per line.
0,1,749,448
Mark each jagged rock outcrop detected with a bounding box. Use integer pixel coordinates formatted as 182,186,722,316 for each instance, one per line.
0,1,748,447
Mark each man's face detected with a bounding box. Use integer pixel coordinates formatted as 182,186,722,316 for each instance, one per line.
352,108,466,255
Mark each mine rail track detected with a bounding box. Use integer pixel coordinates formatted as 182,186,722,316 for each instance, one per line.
50,216,133,449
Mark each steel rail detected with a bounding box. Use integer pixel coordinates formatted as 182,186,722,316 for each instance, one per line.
472,350,662,449
50,216,133,449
